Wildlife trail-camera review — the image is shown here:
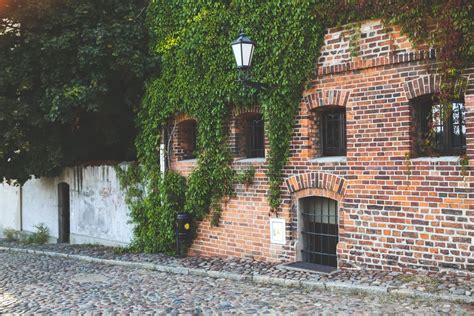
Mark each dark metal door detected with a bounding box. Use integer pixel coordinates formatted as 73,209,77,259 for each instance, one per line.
58,183,70,243
301,196,338,267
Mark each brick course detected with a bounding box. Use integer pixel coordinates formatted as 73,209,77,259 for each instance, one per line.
171,19,473,273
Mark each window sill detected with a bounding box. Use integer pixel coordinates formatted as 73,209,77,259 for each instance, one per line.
234,157,266,164
177,158,197,163
410,156,460,162
309,156,347,163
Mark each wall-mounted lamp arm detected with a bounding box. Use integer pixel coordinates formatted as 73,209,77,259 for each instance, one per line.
237,78,273,91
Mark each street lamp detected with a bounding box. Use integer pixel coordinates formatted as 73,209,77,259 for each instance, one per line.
231,31,271,90
231,32,256,70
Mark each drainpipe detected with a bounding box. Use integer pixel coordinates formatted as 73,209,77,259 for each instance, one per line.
160,126,168,174
19,185,23,231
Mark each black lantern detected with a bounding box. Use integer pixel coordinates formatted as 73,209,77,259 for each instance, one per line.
231,31,271,90
231,32,256,70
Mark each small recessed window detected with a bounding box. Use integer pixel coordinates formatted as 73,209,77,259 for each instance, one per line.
247,114,265,158
319,107,346,156
235,113,265,159
177,119,197,160
414,96,466,156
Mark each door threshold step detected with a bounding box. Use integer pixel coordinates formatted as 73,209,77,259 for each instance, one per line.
278,261,338,274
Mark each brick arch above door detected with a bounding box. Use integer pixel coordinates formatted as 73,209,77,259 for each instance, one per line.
285,172,346,198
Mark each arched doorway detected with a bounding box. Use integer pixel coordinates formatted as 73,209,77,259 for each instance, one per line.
57,183,70,243
299,196,338,268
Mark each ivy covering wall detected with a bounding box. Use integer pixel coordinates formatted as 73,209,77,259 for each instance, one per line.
117,0,324,253
118,0,473,253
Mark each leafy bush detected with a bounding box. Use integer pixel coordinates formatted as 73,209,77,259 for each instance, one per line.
3,228,19,241
24,223,50,244
116,165,188,253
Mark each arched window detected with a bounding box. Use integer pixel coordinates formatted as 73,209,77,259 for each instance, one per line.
177,119,197,160
299,196,338,268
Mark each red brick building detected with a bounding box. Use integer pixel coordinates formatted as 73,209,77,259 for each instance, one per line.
170,20,473,273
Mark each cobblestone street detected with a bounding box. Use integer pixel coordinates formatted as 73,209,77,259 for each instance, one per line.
0,251,472,314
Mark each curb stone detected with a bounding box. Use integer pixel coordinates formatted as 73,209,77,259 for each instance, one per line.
389,289,471,304
326,281,389,295
0,246,472,305
213,271,251,282
188,268,208,277
252,274,272,285
284,278,301,288
301,280,326,290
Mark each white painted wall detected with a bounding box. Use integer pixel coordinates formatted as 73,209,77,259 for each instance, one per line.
23,177,59,238
0,183,21,234
65,165,133,246
0,164,133,246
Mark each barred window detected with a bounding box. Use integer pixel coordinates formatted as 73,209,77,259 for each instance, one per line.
235,113,265,159
246,114,265,158
319,107,346,156
414,96,466,156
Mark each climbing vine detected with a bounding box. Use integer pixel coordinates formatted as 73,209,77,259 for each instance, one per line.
120,0,472,253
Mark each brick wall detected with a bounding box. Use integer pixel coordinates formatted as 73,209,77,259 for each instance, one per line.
171,19,473,273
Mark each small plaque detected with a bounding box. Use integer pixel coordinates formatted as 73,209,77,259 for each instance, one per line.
270,218,286,245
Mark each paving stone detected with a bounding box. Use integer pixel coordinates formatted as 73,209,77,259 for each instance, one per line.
0,240,473,305
0,251,472,314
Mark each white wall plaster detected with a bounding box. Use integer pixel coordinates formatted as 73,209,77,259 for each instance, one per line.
0,164,133,246
0,183,21,234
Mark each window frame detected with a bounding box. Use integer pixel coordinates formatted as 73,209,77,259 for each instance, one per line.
318,106,347,157
413,95,466,157
177,119,198,160
245,114,265,159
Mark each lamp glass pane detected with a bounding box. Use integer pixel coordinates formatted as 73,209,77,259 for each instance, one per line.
232,43,243,67
241,42,254,67
248,44,255,67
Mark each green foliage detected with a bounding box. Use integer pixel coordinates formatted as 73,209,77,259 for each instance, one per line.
141,0,324,217
235,166,256,187
0,0,154,184
3,228,20,242
120,1,323,253
459,154,469,181
348,23,362,57
210,204,223,227
116,165,187,253
113,246,133,255
24,223,50,244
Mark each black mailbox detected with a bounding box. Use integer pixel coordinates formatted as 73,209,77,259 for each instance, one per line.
176,213,192,257
176,213,192,240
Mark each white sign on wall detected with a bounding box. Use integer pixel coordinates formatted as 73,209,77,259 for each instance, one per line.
270,218,286,245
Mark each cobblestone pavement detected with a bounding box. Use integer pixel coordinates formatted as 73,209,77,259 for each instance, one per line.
1,241,472,300
0,252,472,314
